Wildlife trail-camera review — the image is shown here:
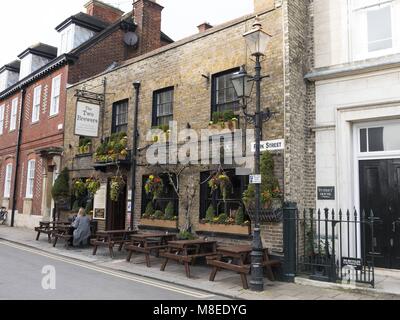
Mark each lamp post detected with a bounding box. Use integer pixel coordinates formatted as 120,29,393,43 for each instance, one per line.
231,17,272,292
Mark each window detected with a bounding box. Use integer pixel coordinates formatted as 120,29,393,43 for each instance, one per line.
10,98,18,131
32,85,41,123
112,100,128,134
141,174,178,217
199,170,248,220
212,69,239,114
359,122,400,153
152,88,174,127
26,160,36,199
60,27,73,55
4,163,12,198
50,75,61,116
0,104,4,135
351,0,399,60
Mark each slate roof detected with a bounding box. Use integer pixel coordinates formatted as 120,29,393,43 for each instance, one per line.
17,43,58,60
56,12,110,32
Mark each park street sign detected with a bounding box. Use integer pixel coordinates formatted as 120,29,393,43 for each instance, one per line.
251,139,285,152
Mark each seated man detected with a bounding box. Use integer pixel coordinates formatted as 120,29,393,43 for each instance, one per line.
71,208,92,247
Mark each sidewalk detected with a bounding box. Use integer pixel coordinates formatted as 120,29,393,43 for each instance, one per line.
1,225,399,300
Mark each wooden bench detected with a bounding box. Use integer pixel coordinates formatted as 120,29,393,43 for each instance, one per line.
52,225,73,249
207,245,281,289
91,230,137,258
35,226,53,243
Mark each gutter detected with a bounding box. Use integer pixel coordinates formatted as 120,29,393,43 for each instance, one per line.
10,88,26,227
130,81,141,230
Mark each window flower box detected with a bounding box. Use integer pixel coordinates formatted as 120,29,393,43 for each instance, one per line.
208,119,238,131
140,218,178,229
197,222,251,236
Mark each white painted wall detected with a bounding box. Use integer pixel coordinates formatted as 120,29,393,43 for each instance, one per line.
315,68,400,211
58,24,96,55
314,0,400,68
19,54,51,80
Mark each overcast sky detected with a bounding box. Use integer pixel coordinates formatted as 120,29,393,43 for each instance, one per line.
0,0,254,67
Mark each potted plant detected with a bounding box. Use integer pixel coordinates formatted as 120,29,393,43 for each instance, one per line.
242,151,283,223
51,168,71,210
141,201,178,229
151,124,170,143
85,177,101,197
78,137,92,154
94,132,128,163
208,110,239,131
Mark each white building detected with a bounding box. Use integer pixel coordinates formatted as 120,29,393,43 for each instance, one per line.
308,0,400,269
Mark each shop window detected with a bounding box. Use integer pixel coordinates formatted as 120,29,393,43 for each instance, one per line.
112,100,128,134
199,169,248,220
141,173,179,217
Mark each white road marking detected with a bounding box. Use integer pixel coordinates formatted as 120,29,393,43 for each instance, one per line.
0,240,215,299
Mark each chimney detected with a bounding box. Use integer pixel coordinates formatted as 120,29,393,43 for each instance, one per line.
254,0,276,13
84,0,124,24
133,0,163,54
197,22,213,33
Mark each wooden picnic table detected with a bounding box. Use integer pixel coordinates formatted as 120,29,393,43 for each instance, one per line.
35,220,70,243
207,245,281,289
52,224,74,249
126,232,177,267
91,230,138,258
160,239,218,278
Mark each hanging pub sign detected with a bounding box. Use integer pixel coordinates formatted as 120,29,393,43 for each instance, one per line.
74,101,100,137
317,186,335,200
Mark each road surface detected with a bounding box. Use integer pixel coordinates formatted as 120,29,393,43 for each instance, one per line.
0,240,225,300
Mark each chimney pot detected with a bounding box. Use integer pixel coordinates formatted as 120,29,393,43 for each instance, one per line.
197,22,213,33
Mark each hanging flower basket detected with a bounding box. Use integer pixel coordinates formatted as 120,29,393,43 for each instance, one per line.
110,176,126,202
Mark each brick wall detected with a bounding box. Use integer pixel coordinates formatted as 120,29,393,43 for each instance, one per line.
64,9,287,249
85,0,124,24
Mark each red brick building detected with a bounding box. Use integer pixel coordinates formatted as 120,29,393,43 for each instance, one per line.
0,0,172,228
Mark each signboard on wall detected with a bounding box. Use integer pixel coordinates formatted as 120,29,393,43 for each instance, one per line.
317,186,335,200
93,184,107,220
74,101,100,137
251,139,285,152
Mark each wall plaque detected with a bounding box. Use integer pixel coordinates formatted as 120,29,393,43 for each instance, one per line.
317,186,335,200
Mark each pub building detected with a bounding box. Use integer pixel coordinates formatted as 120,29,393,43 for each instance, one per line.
63,0,313,261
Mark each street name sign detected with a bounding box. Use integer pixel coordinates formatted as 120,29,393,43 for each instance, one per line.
251,139,285,152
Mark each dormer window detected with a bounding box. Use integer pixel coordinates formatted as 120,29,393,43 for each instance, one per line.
17,44,57,80
60,26,74,55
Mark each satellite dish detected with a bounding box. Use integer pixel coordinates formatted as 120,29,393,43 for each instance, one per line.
124,32,138,47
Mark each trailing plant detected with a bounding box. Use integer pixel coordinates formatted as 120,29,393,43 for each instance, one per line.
78,137,92,154
208,171,232,202
85,177,101,196
94,132,128,162
145,175,164,200
110,175,126,202
51,168,70,203
73,179,86,198
205,204,216,223
165,201,175,220
243,151,282,211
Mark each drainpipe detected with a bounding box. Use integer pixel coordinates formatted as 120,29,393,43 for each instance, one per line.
10,88,26,227
130,81,141,230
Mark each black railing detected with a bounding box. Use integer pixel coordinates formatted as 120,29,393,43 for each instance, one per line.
283,203,380,287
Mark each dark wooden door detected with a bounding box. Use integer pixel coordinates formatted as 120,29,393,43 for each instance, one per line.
106,177,127,231
360,159,400,269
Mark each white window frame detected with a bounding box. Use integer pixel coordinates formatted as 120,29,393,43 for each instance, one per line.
10,98,18,131
0,104,5,135
32,85,41,123
26,160,36,199
350,0,400,61
4,163,13,198
50,75,61,116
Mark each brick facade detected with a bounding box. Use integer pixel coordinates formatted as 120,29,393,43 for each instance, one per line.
63,1,315,253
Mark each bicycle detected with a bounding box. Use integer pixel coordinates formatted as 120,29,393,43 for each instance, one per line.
0,207,7,225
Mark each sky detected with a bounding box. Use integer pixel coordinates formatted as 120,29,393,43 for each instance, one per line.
0,0,254,67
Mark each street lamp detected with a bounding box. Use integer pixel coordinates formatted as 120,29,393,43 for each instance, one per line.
231,17,273,292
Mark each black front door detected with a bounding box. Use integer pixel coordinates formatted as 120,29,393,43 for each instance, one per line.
360,159,400,269
106,177,127,231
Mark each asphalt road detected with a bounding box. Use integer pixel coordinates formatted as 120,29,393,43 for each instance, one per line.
0,240,225,300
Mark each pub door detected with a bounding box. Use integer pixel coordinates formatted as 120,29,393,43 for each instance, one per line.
359,159,400,269
106,177,127,231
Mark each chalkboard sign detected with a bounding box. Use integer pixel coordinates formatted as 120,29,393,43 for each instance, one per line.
317,186,335,200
